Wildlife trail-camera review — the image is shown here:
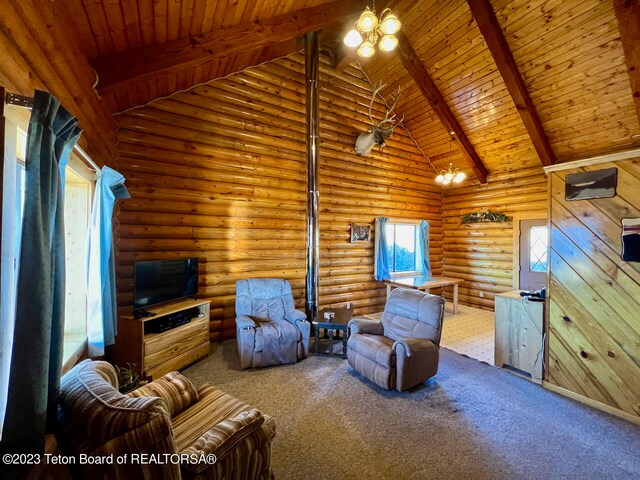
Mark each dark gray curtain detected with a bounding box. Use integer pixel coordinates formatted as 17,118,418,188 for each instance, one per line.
1,91,81,454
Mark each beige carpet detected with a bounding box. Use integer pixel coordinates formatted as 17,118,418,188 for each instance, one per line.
183,341,640,480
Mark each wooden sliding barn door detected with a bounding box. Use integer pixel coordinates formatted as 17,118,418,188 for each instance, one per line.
546,156,640,419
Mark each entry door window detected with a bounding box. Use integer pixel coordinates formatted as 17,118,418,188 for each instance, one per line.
529,226,548,273
519,219,548,291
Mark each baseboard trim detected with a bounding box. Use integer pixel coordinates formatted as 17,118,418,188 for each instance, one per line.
543,381,640,427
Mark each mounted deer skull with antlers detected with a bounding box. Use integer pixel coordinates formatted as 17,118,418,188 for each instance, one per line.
355,83,401,156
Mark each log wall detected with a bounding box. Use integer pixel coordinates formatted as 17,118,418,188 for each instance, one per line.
443,167,547,310
114,53,443,342
547,156,640,419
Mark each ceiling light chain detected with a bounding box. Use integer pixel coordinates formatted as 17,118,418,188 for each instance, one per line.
343,2,401,58
399,123,438,174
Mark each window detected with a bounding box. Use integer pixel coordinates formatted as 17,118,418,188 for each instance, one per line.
62,156,95,363
2,136,95,366
1,112,28,440
529,225,548,273
14,127,27,261
1,123,27,350
384,222,421,275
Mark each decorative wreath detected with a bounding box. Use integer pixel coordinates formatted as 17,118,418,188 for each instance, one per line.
461,209,511,224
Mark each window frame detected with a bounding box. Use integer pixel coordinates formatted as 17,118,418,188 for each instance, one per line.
381,218,423,278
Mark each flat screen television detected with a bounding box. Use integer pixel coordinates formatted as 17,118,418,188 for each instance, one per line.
133,257,199,310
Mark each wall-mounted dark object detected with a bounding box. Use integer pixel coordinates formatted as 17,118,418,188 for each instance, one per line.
565,167,617,201
621,218,640,262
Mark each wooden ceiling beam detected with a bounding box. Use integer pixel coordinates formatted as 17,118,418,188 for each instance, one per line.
613,0,640,126
395,31,489,184
93,0,367,93
467,0,556,167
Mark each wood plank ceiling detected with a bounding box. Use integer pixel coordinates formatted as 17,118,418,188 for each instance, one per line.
49,0,640,178
363,0,640,177
50,0,357,112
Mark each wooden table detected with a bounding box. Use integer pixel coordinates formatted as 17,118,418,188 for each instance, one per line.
313,307,353,358
384,276,463,314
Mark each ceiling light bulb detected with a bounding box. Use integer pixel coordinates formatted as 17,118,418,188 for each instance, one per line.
357,40,376,58
435,174,445,183
379,11,401,35
444,172,454,182
378,34,398,52
442,178,451,185
356,6,379,33
453,172,466,183
343,29,363,48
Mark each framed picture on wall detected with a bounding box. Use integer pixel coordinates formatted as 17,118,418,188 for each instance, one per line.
350,224,371,243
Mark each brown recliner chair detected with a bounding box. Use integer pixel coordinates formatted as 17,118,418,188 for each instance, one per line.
347,288,445,392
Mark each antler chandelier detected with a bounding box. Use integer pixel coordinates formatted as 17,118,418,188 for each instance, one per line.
343,1,401,58
436,131,466,185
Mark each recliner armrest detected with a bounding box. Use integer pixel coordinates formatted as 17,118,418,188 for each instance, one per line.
180,409,265,474
284,309,307,324
348,318,384,335
393,338,437,357
236,314,257,330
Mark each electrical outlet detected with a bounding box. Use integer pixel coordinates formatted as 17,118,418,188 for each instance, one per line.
479,291,484,298
346,302,351,309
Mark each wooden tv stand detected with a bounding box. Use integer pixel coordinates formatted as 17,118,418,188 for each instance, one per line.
110,298,211,380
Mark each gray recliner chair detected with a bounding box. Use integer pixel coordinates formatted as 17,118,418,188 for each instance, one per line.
235,278,310,369
347,288,445,391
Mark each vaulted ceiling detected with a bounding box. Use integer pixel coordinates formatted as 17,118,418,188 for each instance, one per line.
363,0,640,180
48,0,640,182
50,0,364,111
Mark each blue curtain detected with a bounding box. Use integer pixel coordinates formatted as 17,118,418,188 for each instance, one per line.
86,167,130,357
419,220,432,278
1,91,81,454
375,217,391,281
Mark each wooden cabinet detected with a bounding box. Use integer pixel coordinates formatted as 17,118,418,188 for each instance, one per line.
494,291,544,383
110,298,211,380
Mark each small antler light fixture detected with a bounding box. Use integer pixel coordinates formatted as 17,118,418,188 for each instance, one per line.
343,2,401,58
436,131,466,185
